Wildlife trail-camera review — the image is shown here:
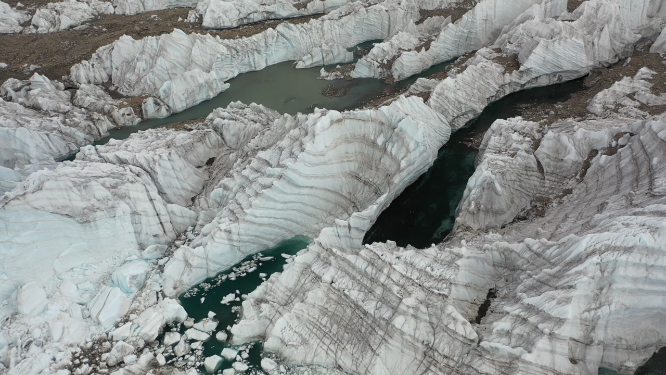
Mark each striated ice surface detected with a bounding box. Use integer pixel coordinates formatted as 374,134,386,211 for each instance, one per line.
232,110,666,375
161,95,452,296
77,126,224,206
3,0,666,374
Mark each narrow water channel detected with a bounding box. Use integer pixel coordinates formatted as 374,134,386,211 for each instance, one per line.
363,78,587,248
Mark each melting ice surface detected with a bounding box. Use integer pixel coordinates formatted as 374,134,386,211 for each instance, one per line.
171,237,310,374
364,78,588,248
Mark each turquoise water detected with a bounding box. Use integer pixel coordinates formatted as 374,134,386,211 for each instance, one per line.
600,347,666,375
172,237,310,374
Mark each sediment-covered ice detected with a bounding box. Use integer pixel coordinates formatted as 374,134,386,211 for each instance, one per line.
352,0,550,80
188,0,354,29
113,0,199,15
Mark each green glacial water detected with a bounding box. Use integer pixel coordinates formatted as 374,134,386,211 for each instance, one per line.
94,54,451,145
363,77,587,248
174,237,310,374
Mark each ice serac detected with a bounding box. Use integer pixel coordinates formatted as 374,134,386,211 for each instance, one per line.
77,126,224,206
232,99,666,375
353,0,555,80
162,96,452,296
0,74,117,177
189,0,356,29
0,161,179,314
0,1,30,33
70,0,421,117
27,0,114,33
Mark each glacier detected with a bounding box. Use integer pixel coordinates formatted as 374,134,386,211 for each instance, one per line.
1,0,666,373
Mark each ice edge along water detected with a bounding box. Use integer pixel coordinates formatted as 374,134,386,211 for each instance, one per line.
1,0,666,374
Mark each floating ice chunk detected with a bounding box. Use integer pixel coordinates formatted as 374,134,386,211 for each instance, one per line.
194,318,218,332
204,355,223,373
261,358,277,371
232,361,248,372
112,323,133,341
221,347,238,361
174,339,190,357
133,298,187,342
216,331,228,342
107,341,134,367
184,328,210,341
221,293,235,305
164,332,181,346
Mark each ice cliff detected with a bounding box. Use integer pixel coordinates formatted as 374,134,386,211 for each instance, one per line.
69,0,422,117
2,0,666,374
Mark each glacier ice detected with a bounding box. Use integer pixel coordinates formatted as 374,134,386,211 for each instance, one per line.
2,0,666,374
